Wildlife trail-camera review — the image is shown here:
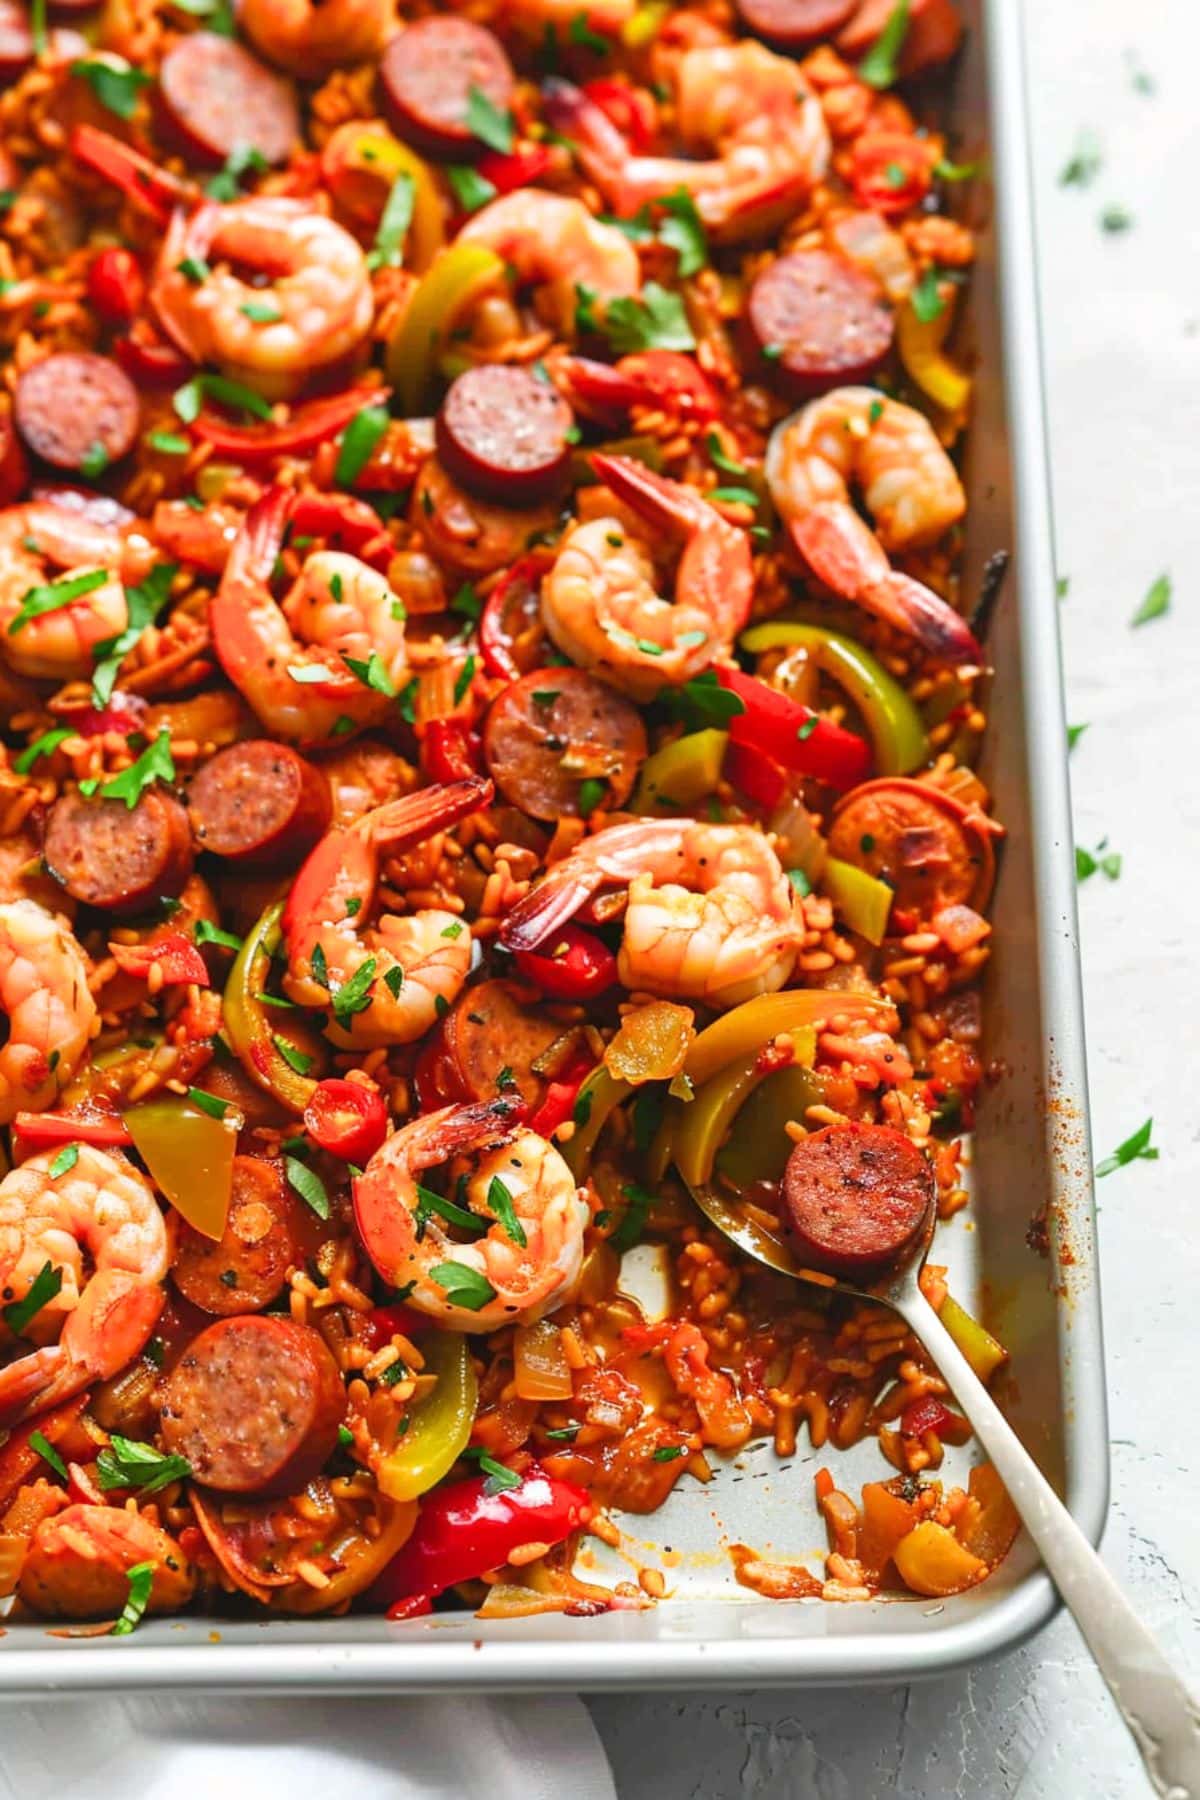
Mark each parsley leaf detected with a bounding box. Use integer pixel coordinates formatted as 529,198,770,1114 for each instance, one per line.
651,1444,686,1463
194,918,242,952
367,171,415,270
186,1087,230,1119
204,143,268,203
331,956,377,1023
659,669,745,731
657,187,708,277
1131,571,1170,628
49,1143,80,1178
911,266,945,323
486,1175,527,1247
599,281,695,354
174,372,271,424
285,1155,330,1220
70,59,150,120
1066,723,1088,752
461,1445,523,1495
79,729,174,809
111,1561,155,1636
343,650,396,697
1095,1117,1158,1179
91,560,176,707
857,0,910,89
453,653,477,706
577,777,606,816
3,1261,63,1337
29,1431,67,1481
466,85,514,154
14,726,71,773
610,1183,652,1253
429,1261,497,1311
446,165,498,214
1060,130,1102,189
414,1182,482,1237
97,1434,191,1494
8,568,108,637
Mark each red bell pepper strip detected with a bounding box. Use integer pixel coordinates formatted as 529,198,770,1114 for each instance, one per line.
364,1302,428,1349
528,1056,594,1140
372,1463,590,1616
87,248,145,327
55,690,148,739
289,492,392,572
191,387,391,466
582,78,657,152
476,143,553,194
108,934,211,987
560,352,721,425
71,125,195,227
723,736,789,811
303,1078,388,1164
717,667,872,792
900,1395,957,1438
512,923,617,1001
421,719,484,785
114,324,195,388
11,1113,133,1158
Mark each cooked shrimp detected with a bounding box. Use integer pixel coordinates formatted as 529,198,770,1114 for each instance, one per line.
282,778,492,1048
457,189,641,337
0,900,96,1126
151,198,373,400
210,487,410,747
545,44,830,241
542,453,753,700
0,502,150,680
0,1145,167,1426
18,1504,195,1620
501,818,800,1007
765,388,981,662
353,1100,590,1330
240,0,393,77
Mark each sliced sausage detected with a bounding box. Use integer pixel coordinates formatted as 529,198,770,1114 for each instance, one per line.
0,406,28,505
440,977,563,1110
484,668,647,822
0,6,83,82
826,776,996,916
157,32,299,169
437,366,574,506
160,1316,346,1496
837,0,963,79
411,459,560,579
380,18,514,161
745,250,894,396
43,789,193,916
171,1157,298,1317
782,1122,932,1275
14,353,139,473
736,0,855,49
187,740,331,869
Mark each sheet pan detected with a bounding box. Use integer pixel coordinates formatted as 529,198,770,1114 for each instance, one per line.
0,0,1107,1692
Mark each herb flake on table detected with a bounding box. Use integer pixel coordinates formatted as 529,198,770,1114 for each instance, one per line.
1059,130,1102,188
1095,1117,1158,1179
1131,572,1170,627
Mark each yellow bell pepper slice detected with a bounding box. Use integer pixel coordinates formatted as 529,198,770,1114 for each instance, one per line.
124,1095,239,1241
896,294,971,415
375,1331,476,1503
321,122,445,275
684,990,886,1089
939,1292,1008,1382
222,899,317,1116
386,244,505,416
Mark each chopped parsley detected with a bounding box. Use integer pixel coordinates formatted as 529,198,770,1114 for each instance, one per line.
70,59,150,120
1059,130,1102,189
91,560,177,708
111,1562,155,1636
466,85,514,154
1095,1117,1158,1179
272,1037,313,1075
651,1444,686,1463
609,1184,652,1254
8,568,109,637
446,165,498,214
367,171,415,270
1066,723,1088,752
173,373,272,424
1131,572,1170,628
79,729,174,809
857,0,910,89
429,1262,497,1311
657,186,708,277
3,1261,63,1337
14,726,72,773
659,669,745,731
331,956,377,1023
285,1155,330,1221
97,1435,191,1494
598,282,695,355
204,143,268,203
29,1431,67,1481
577,777,606,816
486,1175,527,1247
186,1087,230,1119
1075,842,1121,883
343,650,396,697
910,266,946,324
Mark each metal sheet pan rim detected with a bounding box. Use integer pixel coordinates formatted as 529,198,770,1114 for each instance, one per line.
0,0,1108,1691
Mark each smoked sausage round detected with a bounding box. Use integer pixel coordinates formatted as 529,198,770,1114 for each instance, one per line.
14,353,140,473
746,250,893,395
436,365,573,505
157,33,299,169
484,668,647,822
43,789,193,916
187,740,331,869
171,1157,299,1317
380,19,514,161
782,1122,932,1275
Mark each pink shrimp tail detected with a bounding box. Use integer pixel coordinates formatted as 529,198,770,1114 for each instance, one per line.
365,777,494,851
499,860,606,953
861,572,983,665
0,1344,70,1428
225,485,292,589
542,78,628,193
590,454,712,533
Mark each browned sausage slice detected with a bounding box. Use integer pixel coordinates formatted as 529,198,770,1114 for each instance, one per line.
746,250,893,396
14,353,139,473
160,1316,346,1496
43,789,193,916
782,1122,932,1275
171,1157,298,1317
0,5,83,81
380,18,514,161
157,33,300,169
736,0,855,48
188,741,331,869
484,668,647,822
437,366,574,506
0,406,28,506
440,977,563,1109
826,777,996,916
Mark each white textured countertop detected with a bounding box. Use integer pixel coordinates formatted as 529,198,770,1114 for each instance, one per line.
589,0,1200,1791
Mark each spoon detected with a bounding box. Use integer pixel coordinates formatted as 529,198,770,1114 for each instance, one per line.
686,1175,1200,1798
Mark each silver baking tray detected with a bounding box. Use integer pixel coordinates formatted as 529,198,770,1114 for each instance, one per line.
0,0,1106,1692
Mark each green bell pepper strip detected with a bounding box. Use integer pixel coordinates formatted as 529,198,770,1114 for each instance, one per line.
672,1025,818,1189
740,621,929,776
375,1332,477,1502
684,990,886,1090
631,729,728,814
223,899,316,1115
560,1066,632,1179
714,1063,826,1188
386,244,505,415
938,1293,1007,1382
821,855,894,946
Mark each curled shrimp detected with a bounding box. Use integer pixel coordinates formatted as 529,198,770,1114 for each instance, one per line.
545,44,830,241
17,1504,197,1620
457,189,641,337
0,900,96,1126
0,503,153,680
542,453,753,700
353,1099,590,1331
501,817,800,1008
152,197,373,400
0,1145,167,1426
765,388,981,663
281,777,493,1049
240,0,393,77
211,488,410,747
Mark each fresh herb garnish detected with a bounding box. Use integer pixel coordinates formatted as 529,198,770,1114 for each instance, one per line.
657,186,708,277
97,1434,191,1494
446,165,498,214
910,265,945,323
79,730,174,809
486,1175,527,1247
8,568,108,637
3,1261,63,1337
577,777,606,816
857,0,910,89
285,1155,330,1220
111,1562,155,1636
194,918,243,952
49,1143,80,1178
91,560,177,707
414,1182,482,1237
453,653,477,706
342,650,396,696
466,85,514,154
610,1184,652,1253
14,726,72,773
659,668,745,731
204,143,268,202
599,281,695,354
429,1262,497,1311
174,372,272,424
1075,841,1121,883
240,298,282,322
70,59,150,120
1131,571,1170,627
29,1431,67,1480
367,171,415,270
272,1037,313,1075
331,957,377,1024
1095,1117,1158,1179
186,1086,230,1119
651,1444,686,1462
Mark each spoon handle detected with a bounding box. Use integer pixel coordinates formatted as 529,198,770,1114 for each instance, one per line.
899,1296,1200,1798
